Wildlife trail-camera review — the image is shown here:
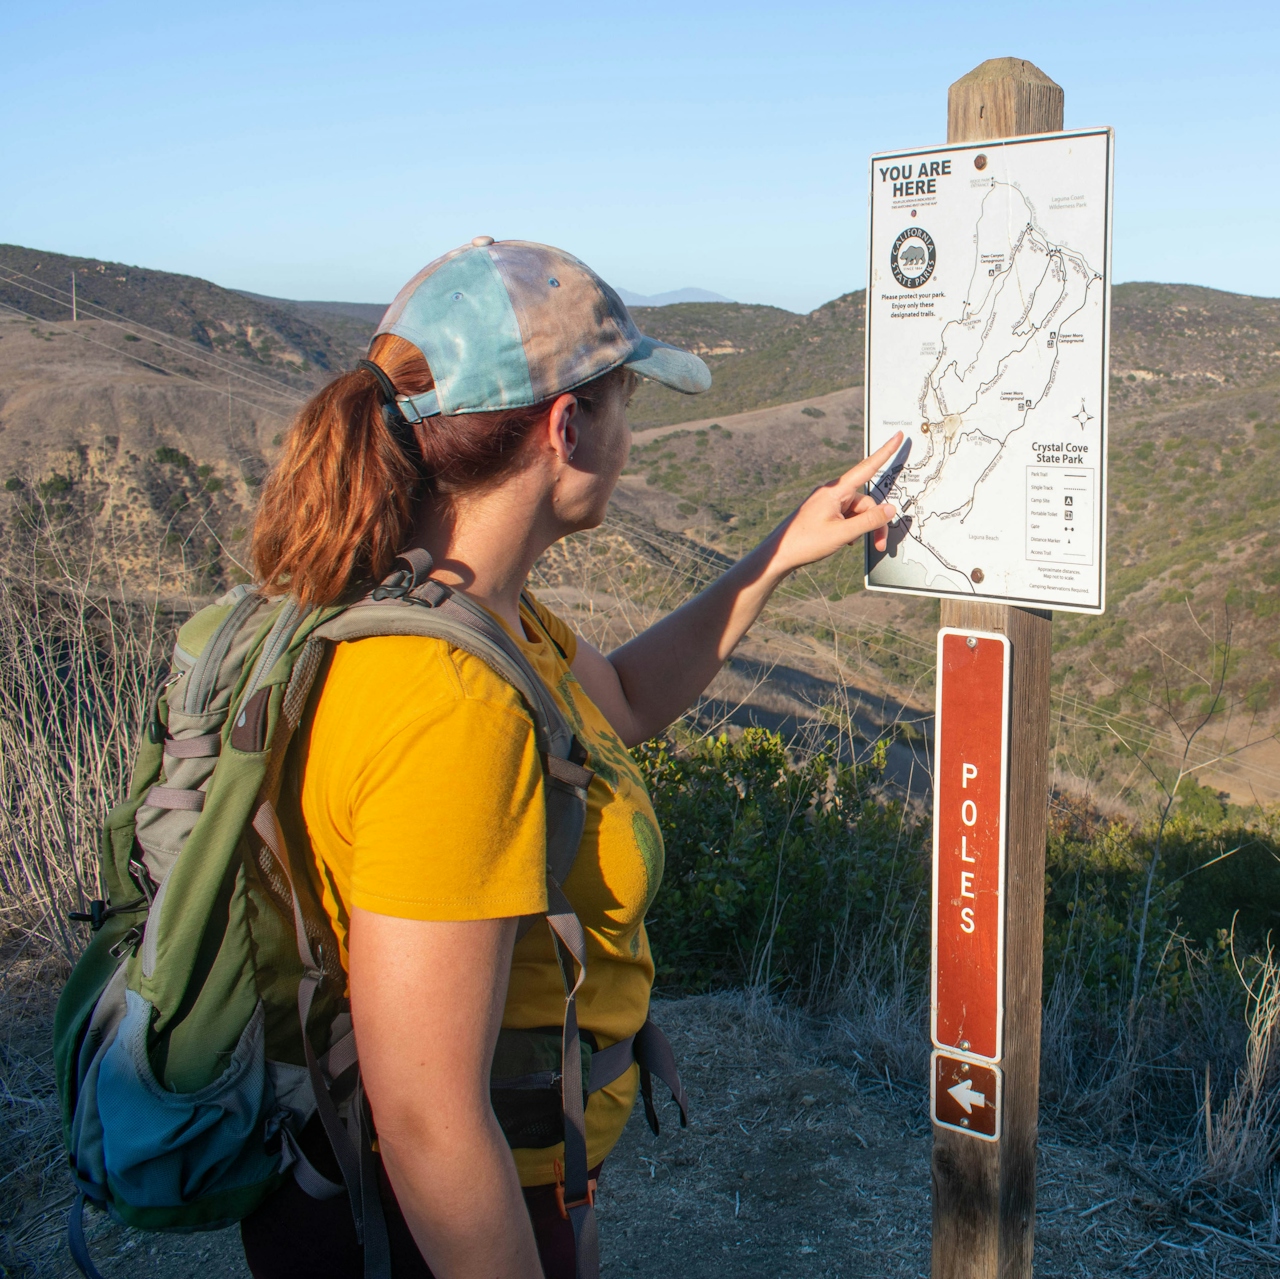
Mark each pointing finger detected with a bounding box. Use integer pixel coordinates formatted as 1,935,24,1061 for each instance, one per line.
833,432,904,498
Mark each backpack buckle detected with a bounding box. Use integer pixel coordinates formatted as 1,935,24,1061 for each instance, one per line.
552,1159,597,1219
70,897,147,932
68,900,107,930
405,580,451,608
109,926,144,958
371,570,412,601
554,1177,597,1220
372,549,437,600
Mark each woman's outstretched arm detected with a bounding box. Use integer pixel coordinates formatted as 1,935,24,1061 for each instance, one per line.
349,911,543,1279
571,433,903,747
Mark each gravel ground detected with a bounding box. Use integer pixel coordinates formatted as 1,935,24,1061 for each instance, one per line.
5,978,1275,1278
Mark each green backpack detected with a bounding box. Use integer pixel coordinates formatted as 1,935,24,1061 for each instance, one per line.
55,550,686,1279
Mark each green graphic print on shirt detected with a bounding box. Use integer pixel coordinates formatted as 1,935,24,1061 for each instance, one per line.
554,670,664,906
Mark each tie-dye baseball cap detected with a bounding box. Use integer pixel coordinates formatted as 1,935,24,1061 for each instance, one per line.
373,237,712,422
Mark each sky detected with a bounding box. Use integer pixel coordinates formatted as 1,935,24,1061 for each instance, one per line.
2,1,1277,314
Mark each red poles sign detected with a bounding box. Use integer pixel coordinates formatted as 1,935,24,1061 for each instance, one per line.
931,629,1010,1136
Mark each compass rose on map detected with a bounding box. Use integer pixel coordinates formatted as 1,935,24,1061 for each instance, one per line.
1072,402,1093,429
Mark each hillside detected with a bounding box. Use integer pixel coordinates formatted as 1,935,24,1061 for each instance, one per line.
0,245,367,380
0,243,1276,806
626,293,865,429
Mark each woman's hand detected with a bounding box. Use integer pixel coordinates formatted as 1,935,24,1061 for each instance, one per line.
764,430,903,577
574,430,906,747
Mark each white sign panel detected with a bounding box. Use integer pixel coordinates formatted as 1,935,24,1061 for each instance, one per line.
864,128,1113,614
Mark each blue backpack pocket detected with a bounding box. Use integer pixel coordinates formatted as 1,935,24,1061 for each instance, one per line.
73,985,283,1228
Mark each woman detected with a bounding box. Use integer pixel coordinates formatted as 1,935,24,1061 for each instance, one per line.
241,237,901,1278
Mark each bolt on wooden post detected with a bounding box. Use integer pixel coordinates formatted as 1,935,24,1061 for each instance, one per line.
933,58,1061,1279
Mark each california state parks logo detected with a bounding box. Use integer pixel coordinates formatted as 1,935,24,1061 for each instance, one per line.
891,228,936,289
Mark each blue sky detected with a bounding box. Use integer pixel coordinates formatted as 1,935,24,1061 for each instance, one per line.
2,1,1276,313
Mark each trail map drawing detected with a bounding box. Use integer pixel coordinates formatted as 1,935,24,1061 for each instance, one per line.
864,129,1113,613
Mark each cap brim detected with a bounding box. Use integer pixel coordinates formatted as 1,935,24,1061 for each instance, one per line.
623,335,712,394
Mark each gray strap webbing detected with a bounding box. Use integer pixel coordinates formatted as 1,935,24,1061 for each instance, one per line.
397,547,433,579
183,588,263,715
282,1128,345,1201
584,1017,688,1130
253,802,386,1276
634,1017,690,1132
355,1077,392,1275
68,1194,108,1279
545,877,598,1279
322,1028,358,1081
142,785,205,811
162,733,221,759
547,754,593,789
586,1035,636,1093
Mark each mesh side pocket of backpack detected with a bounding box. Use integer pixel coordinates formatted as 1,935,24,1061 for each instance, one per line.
489,1028,594,1150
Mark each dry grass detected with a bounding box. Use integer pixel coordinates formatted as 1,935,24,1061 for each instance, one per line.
1202,935,1280,1190
0,531,172,961
1,510,1279,1274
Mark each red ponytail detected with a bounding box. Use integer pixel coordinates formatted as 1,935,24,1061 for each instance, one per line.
252,335,554,605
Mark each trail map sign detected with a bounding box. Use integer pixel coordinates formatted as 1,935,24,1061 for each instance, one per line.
864,128,1113,614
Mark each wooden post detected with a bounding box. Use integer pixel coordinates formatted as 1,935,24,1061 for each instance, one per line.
931,58,1062,1279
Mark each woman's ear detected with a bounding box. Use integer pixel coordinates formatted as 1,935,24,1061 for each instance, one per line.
546,393,580,463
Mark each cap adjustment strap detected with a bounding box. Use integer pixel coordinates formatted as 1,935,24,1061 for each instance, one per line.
355,359,431,477
395,389,441,424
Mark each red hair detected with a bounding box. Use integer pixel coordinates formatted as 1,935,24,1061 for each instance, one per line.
251,334,549,606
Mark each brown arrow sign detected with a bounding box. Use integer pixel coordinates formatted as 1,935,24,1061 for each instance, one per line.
931,1050,1001,1141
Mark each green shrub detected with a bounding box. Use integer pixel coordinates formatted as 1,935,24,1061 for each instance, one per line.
637,729,928,996
1176,776,1227,825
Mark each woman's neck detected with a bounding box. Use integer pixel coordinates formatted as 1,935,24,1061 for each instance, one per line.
407,472,560,635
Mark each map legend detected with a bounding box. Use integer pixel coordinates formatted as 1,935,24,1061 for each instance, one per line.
1026,467,1095,565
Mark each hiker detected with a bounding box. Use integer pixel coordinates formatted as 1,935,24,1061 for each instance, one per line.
60,237,901,1279
240,240,901,1277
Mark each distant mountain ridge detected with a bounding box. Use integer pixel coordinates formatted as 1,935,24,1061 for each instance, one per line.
616,287,734,307
236,292,387,327
7,245,1280,433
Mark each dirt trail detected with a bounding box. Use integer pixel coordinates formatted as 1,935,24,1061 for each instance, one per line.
10,993,1270,1278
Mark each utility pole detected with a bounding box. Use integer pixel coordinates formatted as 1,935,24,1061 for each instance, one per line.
71,271,77,322
932,57,1063,1279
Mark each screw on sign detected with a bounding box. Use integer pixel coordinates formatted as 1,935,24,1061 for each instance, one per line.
931,630,1010,1066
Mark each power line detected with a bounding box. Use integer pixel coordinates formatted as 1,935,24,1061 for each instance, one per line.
0,299,296,425
0,265,312,406
0,262,310,400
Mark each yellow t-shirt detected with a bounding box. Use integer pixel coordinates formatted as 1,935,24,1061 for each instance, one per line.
298,593,664,1184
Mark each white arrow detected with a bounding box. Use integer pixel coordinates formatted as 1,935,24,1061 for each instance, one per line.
947,1078,987,1114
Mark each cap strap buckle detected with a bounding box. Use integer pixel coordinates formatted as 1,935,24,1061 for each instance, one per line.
395,390,441,424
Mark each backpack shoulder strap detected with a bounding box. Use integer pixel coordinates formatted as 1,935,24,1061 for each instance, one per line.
314,576,574,761
307,556,604,1277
